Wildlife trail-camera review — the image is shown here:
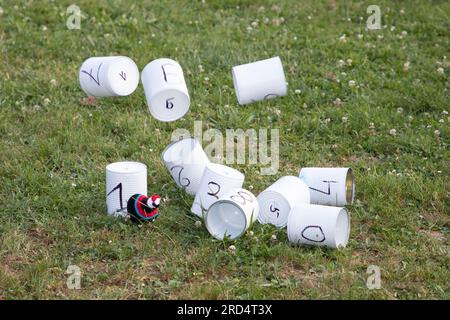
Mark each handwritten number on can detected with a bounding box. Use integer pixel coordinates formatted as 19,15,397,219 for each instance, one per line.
269,204,280,218
170,165,190,188
230,191,253,205
107,182,124,209
309,180,338,195
81,62,103,86
207,182,221,199
166,97,175,109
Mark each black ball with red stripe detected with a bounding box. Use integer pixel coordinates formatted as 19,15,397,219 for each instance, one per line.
127,194,161,224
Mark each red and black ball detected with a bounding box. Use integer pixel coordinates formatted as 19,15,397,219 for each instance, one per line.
127,194,161,224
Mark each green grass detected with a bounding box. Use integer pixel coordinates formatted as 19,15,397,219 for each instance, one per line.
0,0,449,299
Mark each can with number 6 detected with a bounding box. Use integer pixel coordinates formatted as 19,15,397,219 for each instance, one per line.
141,58,190,122
205,188,259,240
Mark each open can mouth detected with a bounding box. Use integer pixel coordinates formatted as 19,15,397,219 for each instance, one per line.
205,200,247,240
345,168,355,204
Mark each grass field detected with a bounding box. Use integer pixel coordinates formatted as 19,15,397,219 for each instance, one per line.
0,0,449,299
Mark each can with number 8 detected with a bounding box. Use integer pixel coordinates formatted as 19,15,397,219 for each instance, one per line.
205,188,259,240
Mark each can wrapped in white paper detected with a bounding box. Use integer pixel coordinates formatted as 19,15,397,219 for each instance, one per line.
141,58,190,122
105,161,147,217
257,176,310,228
205,188,259,240
232,56,287,105
299,167,355,207
191,163,245,218
161,138,210,196
287,203,350,248
79,56,139,97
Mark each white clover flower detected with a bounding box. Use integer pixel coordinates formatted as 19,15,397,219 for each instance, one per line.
228,245,236,252
348,80,356,87
346,59,353,66
403,61,410,71
338,59,345,67
377,34,384,39
442,110,448,115
0,7,3,15
50,79,57,86
333,98,342,106
271,234,277,241
389,128,397,136
272,18,282,26
195,220,202,228
263,17,270,24
401,30,408,36
294,89,301,94
434,130,440,136
271,4,281,12
390,26,396,31
339,34,347,43
342,116,348,123
248,230,254,236
369,122,375,129
357,34,364,39
397,107,404,113
400,9,405,15
251,21,258,28
42,25,48,31
437,67,444,74
438,119,444,123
